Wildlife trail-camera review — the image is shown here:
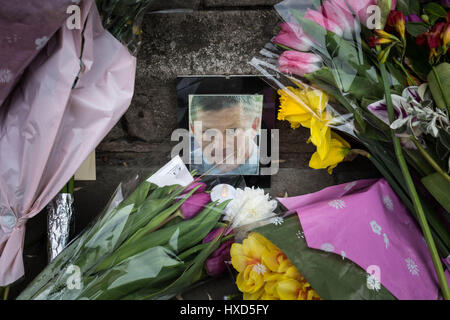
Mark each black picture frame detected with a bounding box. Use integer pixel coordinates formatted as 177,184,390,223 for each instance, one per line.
176,76,277,188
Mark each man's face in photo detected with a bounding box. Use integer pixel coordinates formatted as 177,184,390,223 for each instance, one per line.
190,97,261,173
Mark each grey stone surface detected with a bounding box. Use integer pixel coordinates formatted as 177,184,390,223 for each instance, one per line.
137,10,280,83
123,86,178,142
204,0,281,7
147,0,201,11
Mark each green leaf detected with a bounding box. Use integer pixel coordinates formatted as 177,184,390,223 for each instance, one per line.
256,216,396,300
291,11,329,57
427,63,450,110
396,0,420,15
405,22,429,37
422,173,450,212
424,3,447,20
439,129,450,151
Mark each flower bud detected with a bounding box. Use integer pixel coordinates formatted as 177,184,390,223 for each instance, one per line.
180,192,210,219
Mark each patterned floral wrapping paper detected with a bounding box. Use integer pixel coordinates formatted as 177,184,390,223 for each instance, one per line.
0,0,136,286
0,0,76,107
278,179,450,300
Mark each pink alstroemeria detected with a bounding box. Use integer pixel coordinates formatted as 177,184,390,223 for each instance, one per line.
304,8,344,36
278,50,322,77
273,22,313,52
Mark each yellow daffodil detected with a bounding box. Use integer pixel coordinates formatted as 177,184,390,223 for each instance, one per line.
309,112,332,160
309,132,350,174
277,86,328,129
243,289,265,300
236,264,266,294
230,232,321,300
276,279,321,300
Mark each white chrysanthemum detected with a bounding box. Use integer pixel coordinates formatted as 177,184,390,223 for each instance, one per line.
223,187,277,229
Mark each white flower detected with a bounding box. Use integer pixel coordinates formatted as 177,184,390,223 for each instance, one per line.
406,257,419,276
271,216,284,226
383,233,389,249
222,187,277,229
383,195,394,212
0,69,12,84
321,243,335,252
370,220,382,235
252,263,266,275
296,230,304,239
35,36,49,51
366,274,381,291
328,199,346,209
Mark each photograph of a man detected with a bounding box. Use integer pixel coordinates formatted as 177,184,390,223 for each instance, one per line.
189,94,263,175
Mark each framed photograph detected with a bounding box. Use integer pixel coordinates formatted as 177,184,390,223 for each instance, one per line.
177,76,277,188
188,94,263,176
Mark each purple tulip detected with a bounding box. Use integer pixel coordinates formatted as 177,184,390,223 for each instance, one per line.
205,239,234,277
405,14,422,23
202,227,233,244
183,181,206,195
180,192,210,219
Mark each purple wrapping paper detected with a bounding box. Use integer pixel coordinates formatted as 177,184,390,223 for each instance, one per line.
0,0,136,286
278,179,450,300
0,0,76,107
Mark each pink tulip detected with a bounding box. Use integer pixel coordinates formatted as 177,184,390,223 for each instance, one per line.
321,0,356,39
278,50,322,77
273,22,313,51
180,192,210,219
304,8,344,36
331,0,377,26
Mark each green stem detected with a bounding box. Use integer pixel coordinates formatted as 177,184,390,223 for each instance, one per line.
395,60,415,86
411,136,450,184
2,286,9,300
432,66,450,114
68,176,75,195
380,62,450,300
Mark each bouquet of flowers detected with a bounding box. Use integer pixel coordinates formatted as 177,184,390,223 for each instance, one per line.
229,178,448,300
251,0,450,298
18,157,236,300
0,0,157,289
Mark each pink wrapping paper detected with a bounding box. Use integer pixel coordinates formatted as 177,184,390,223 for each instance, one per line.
0,1,136,286
0,0,76,107
278,179,450,300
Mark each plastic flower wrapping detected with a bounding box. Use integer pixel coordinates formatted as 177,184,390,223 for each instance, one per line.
0,0,158,288
251,0,450,298
17,157,234,300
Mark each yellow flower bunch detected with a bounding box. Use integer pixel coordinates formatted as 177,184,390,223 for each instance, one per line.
230,232,321,300
278,86,350,174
